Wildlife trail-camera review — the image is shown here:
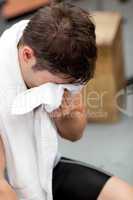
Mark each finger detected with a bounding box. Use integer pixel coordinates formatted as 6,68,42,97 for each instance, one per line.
63,90,72,106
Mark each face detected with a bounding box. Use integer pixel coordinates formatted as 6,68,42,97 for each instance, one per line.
30,69,75,87
18,45,76,88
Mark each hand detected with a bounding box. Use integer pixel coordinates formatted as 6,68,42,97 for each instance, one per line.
49,89,87,141
49,90,83,118
0,178,18,200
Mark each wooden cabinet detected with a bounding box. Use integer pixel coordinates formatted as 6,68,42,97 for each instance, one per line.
83,12,125,122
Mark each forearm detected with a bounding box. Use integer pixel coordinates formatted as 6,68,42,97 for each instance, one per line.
0,178,18,200
54,108,87,141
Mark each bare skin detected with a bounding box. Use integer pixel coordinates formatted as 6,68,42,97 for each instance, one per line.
0,44,133,199
0,137,18,200
49,90,87,141
98,176,133,200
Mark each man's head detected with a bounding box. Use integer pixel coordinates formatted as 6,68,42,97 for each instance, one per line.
18,3,97,88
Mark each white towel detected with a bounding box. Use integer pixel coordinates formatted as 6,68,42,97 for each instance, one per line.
12,82,82,115
0,19,82,200
12,82,82,200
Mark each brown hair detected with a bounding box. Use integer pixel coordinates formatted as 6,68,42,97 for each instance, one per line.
21,2,97,84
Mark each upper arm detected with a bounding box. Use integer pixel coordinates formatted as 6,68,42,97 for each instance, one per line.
0,135,6,178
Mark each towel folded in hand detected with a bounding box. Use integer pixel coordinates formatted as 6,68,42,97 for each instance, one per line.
12,82,82,115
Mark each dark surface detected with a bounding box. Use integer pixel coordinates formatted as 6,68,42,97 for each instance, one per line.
53,157,111,200
0,0,6,7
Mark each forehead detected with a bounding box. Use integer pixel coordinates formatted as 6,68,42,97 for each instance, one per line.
39,69,76,84
50,72,76,84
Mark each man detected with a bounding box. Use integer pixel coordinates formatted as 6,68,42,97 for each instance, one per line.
0,2,133,200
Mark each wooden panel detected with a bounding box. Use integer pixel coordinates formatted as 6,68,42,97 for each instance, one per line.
2,0,50,19
84,12,125,122
93,11,122,46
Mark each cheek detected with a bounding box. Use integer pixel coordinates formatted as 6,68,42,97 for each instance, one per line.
52,77,65,84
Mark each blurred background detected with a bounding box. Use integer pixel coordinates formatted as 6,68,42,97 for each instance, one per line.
0,0,133,184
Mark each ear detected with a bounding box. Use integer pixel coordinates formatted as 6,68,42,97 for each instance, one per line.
22,46,35,63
